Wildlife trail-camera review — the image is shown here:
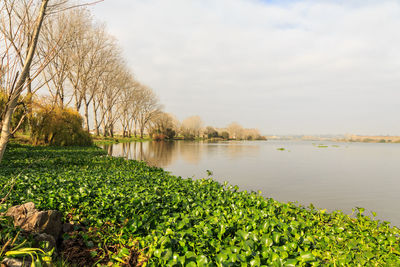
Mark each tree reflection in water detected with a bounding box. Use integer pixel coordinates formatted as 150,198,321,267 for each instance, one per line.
102,141,260,168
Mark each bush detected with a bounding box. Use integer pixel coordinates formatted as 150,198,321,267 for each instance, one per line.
221,131,229,140
183,133,195,140
152,133,166,141
31,105,92,146
164,128,176,140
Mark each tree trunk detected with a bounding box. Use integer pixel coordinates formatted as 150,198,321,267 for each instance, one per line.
84,101,90,132
26,76,34,136
74,91,80,112
0,0,49,163
133,120,137,137
140,126,144,139
0,99,18,161
109,124,114,137
93,102,99,136
99,104,107,136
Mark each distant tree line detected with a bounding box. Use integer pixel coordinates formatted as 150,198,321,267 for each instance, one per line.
148,114,266,141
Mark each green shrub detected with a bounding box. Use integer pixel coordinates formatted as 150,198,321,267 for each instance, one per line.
221,131,229,140
165,128,176,140
183,133,195,140
152,128,176,141
30,105,92,146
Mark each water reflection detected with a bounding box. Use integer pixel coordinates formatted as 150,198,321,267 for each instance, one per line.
103,141,175,167
102,140,261,167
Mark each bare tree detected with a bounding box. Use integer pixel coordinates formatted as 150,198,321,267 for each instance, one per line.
81,24,117,132
99,63,130,137
118,77,139,137
136,85,161,138
227,122,244,140
149,112,178,138
204,126,218,138
39,8,79,108
181,116,203,139
0,0,50,162
63,7,93,114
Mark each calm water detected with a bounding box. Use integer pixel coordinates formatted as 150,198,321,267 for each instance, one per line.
103,140,400,226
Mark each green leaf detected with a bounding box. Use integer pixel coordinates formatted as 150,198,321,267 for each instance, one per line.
298,251,315,262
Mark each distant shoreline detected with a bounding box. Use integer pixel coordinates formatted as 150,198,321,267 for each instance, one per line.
267,135,400,143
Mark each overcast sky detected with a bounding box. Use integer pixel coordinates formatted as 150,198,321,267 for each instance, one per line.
90,0,400,135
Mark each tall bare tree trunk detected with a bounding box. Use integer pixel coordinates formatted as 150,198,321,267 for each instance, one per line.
0,0,49,163
26,76,33,135
93,102,99,136
99,104,107,137
83,99,90,132
109,124,114,137
140,126,144,139
74,91,80,112
102,121,107,137
134,120,137,137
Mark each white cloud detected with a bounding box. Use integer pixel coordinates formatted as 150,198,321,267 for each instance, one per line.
90,0,400,134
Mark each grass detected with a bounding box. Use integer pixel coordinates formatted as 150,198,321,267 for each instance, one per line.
1,144,400,266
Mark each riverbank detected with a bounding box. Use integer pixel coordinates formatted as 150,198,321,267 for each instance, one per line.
1,144,400,266
268,135,400,143
95,136,267,146
93,135,152,145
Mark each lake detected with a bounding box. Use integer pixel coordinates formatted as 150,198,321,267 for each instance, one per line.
102,140,400,226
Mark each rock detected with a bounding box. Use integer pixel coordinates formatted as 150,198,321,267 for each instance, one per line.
62,223,74,233
1,257,30,267
6,203,63,241
23,210,63,239
34,233,56,252
5,202,37,227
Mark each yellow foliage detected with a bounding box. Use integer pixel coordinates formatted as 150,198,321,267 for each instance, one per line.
31,104,92,146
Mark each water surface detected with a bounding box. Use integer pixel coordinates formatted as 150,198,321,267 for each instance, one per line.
103,140,400,226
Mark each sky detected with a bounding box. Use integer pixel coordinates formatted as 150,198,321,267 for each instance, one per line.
90,0,400,135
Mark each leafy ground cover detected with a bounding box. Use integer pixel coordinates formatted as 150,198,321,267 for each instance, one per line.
1,144,400,266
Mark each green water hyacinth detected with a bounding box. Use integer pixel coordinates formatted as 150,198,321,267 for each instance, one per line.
1,144,400,266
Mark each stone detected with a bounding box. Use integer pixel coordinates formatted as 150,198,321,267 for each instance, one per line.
23,210,63,239
1,258,30,267
62,223,74,233
6,203,63,241
5,202,37,227
34,233,57,252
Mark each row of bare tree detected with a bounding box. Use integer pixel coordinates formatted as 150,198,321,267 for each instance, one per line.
0,0,162,162
149,113,265,141
41,6,162,138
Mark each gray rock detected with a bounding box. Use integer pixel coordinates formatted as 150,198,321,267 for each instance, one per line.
5,202,37,227
34,233,56,252
62,222,74,233
1,257,31,267
6,203,63,241
24,210,63,239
